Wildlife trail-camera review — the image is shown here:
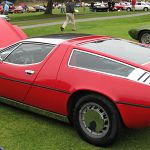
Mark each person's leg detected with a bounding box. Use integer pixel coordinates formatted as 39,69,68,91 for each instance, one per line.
62,8,65,13
69,13,76,31
61,13,69,31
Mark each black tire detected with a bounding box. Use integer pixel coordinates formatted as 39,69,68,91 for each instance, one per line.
126,7,131,12
139,31,150,44
73,94,122,147
143,7,148,11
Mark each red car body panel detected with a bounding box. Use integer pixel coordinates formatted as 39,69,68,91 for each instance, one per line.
0,19,28,48
56,46,150,128
24,44,70,114
0,61,45,102
117,103,150,128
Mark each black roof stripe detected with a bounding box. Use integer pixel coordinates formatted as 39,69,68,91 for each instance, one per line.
33,33,92,40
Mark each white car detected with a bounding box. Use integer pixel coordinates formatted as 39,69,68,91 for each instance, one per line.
34,5,46,12
125,2,150,11
0,15,10,21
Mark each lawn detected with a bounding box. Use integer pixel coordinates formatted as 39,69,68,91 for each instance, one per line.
24,13,150,40
0,12,150,150
10,8,146,25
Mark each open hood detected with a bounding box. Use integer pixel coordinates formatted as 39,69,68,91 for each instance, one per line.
0,19,28,48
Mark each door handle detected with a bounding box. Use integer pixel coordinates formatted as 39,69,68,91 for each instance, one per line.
25,70,35,75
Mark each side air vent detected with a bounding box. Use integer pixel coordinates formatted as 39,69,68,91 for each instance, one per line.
128,68,150,85
138,72,150,84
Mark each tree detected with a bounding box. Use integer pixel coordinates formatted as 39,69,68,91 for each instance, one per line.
45,0,53,14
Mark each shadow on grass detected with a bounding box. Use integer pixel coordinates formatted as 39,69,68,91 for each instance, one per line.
0,103,72,127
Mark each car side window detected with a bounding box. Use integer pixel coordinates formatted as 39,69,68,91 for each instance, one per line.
4,43,54,65
69,50,134,77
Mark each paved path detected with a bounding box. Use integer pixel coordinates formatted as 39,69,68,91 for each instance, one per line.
21,12,150,29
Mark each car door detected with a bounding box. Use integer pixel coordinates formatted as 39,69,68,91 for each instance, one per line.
0,42,54,102
135,2,142,10
24,43,70,115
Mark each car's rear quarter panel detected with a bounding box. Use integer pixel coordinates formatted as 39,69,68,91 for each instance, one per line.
56,46,150,128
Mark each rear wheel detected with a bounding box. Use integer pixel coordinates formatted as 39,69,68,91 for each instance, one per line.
73,94,122,147
143,7,148,11
139,31,150,44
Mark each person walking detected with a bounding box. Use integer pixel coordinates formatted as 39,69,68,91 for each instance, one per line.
60,0,76,32
90,1,95,12
132,0,136,11
3,2,9,15
82,1,86,13
107,0,112,12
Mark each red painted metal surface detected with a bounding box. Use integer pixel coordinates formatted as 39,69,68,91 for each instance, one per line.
0,19,28,48
55,45,150,128
24,44,70,114
117,103,150,128
0,61,45,102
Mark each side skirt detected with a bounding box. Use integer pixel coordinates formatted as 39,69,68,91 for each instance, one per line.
0,97,69,123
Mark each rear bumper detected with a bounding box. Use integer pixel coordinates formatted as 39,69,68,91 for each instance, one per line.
116,103,150,128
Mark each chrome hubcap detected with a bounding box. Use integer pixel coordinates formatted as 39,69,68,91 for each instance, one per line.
141,33,150,44
79,102,110,138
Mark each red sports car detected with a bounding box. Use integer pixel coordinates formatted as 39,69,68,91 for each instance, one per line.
0,20,150,147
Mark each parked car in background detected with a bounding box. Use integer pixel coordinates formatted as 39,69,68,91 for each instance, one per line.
84,3,90,7
114,2,130,11
94,2,108,12
14,6,24,13
27,6,36,12
128,26,150,44
75,3,82,7
125,2,150,11
34,5,46,12
9,5,15,14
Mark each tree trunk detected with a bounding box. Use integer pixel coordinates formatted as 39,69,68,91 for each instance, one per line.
45,0,53,14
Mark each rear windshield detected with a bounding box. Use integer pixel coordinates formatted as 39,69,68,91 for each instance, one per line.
80,39,150,65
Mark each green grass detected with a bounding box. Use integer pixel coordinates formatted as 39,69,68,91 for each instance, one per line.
0,104,150,150
10,8,146,25
24,14,150,40
0,13,150,150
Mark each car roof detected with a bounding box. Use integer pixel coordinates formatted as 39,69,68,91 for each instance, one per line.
23,33,109,45
23,38,66,45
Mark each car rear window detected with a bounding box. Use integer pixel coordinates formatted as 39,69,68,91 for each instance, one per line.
80,39,150,65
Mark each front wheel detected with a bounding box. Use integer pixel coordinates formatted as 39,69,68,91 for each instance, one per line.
126,7,131,12
139,31,150,44
73,94,122,147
